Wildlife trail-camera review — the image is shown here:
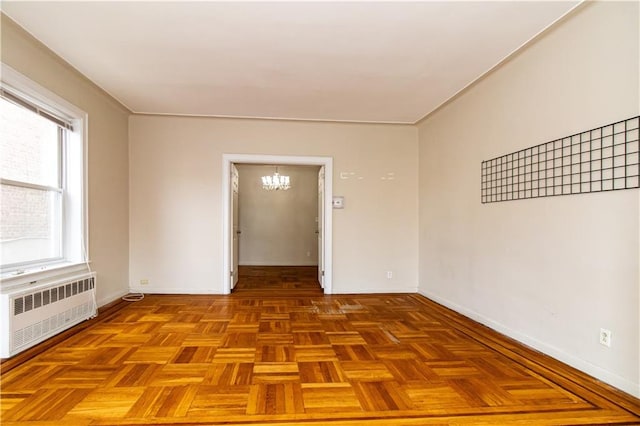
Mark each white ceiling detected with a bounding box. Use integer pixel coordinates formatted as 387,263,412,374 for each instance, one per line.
2,1,580,124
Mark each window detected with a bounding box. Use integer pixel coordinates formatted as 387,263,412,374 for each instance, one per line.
1,66,87,278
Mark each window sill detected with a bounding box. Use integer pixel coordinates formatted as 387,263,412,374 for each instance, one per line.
0,262,91,291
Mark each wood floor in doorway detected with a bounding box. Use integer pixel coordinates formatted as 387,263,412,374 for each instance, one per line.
1,266,638,425
233,265,323,296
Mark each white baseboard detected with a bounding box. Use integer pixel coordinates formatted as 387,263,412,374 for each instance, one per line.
239,262,319,266
332,285,418,294
418,288,640,399
128,286,221,295
97,289,129,308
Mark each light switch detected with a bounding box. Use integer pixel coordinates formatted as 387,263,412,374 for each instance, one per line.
332,196,345,209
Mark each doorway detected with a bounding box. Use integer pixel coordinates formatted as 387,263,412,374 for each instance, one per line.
235,164,320,268
222,154,333,295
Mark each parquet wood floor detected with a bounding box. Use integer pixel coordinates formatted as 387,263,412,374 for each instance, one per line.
1,266,639,425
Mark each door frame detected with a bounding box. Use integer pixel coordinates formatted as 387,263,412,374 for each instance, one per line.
231,164,240,289
221,153,333,295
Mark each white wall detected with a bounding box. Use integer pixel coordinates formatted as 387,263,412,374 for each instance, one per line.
237,164,319,266
129,116,418,294
417,1,639,397
1,15,131,306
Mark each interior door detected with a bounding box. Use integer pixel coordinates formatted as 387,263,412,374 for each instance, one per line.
317,166,325,287
231,164,240,288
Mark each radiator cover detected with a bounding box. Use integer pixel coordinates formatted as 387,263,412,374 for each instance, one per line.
0,272,96,358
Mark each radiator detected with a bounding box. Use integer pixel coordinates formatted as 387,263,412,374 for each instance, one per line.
0,272,96,358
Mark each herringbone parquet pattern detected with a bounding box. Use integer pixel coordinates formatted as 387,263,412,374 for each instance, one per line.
1,266,639,425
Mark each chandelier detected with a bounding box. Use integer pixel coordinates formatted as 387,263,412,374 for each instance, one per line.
261,167,291,191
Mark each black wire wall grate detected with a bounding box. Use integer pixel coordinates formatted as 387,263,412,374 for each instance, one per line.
481,116,639,203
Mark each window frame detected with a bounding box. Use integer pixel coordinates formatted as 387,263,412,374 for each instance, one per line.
0,119,65,268
1,64,89,287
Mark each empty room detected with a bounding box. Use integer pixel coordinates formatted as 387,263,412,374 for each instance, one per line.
0,1,639,425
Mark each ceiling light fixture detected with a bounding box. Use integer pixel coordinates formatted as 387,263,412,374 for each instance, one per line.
261,167,291,191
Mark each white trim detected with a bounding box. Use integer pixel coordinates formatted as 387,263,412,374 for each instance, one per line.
0,63,89,276
222,154,333,295
97,288,129,308
0,262,91,291
414,1,584,125
1,64,85,121
239,262,319,267
334,286,418,294
135,111,412,125
0,178,63,193
418,288,640,398
128,286,219,295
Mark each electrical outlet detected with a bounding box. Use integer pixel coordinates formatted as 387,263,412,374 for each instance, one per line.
140,279,149,286
599,328,612,347
386,271,393,279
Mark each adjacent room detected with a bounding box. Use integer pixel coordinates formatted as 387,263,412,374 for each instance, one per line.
232,163,323,292
0,1,638,425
